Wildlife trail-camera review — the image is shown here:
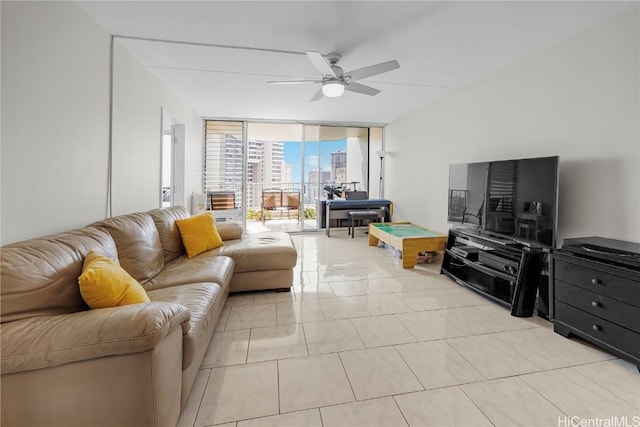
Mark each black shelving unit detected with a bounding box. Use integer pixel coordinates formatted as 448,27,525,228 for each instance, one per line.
441,227,549,317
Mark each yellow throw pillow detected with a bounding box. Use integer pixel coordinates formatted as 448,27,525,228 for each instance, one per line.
78,251,150,309
175,211,224,258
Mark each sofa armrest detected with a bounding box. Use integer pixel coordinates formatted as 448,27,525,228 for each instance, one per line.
1,302,190,374
216,222,243,241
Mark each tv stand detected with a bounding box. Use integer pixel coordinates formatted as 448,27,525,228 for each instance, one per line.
441,227,549,317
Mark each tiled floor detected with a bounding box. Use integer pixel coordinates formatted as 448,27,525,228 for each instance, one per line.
246,218,317,233
178,233,640,427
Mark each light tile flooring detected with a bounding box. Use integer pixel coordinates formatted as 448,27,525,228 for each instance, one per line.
179,233,640,427
246,218,317,233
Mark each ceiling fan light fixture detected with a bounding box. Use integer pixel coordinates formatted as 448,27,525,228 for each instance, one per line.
322,81,344,98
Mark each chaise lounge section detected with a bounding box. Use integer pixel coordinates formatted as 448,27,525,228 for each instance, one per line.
0,206,297,427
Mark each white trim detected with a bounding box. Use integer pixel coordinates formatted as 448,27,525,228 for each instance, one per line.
202,117,388,129
161,108,186,209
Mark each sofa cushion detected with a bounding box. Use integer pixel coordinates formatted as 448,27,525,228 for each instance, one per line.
143,254,234,292
147,283,222,370
147,206,190,264
175,212,223,258
78,251,150,309
0,301,190,374
217,231,297,273
92,213,164,284
0,227,118,323
216,222,243,241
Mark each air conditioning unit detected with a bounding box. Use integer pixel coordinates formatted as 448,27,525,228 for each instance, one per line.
212,209,242,223
190,193,207,214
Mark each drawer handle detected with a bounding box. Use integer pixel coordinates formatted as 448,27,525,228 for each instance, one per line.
591,301,601,308
591,278,603,285
592,324,602,332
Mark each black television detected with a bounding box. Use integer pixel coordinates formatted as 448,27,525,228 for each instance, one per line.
447,156,559,247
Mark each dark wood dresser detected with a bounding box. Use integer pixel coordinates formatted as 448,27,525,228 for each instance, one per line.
550,237,640,369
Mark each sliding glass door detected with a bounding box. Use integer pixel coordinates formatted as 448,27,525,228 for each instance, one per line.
303,125,372,231
204,120,382,234
244,123,303,232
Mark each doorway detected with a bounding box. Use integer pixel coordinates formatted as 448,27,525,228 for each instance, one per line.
245,123,305,232
161,108,185,208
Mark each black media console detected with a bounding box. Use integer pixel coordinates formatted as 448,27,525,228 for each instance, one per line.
441,227,549,317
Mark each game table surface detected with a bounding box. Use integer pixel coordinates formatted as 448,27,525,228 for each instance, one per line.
370,223,443,237
368,222,447,268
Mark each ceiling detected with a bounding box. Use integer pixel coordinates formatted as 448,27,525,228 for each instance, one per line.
79,1,633,125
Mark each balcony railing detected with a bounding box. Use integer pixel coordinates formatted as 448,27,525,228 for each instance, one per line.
206,181,364,232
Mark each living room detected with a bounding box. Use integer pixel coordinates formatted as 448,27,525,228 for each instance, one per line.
2,1,639,427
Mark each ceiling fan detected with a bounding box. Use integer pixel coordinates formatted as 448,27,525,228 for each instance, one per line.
267,51,400,101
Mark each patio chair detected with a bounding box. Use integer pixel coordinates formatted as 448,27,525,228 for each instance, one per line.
281,190,301,220
261,189,282,223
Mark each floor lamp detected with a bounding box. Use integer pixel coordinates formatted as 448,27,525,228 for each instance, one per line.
376,150,387,199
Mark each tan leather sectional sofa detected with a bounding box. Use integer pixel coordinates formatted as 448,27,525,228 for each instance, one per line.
0,206,297,427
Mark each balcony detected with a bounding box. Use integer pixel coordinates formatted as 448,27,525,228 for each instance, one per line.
207,182,333,233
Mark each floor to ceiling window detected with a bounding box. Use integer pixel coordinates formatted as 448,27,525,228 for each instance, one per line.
203,120,383,233
203,120,244,223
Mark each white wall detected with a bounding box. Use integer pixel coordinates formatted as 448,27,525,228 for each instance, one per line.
345,137,367,191
369,127,384,199
385,7,639,246
111,42,202,215
1,2,203,244
2,1,110,244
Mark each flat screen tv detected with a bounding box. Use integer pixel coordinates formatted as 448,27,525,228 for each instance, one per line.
447,156,559,247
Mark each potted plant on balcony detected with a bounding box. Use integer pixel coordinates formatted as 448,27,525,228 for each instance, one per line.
323,184,343,200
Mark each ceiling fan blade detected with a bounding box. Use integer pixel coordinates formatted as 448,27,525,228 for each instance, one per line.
346,60,400,81
310,86,324,102
267,80,322,84
305,51,337,78
345,82,380,96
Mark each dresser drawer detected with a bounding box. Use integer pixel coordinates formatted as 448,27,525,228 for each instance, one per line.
555,281,640,333
553,257,640,305
554,301,640,360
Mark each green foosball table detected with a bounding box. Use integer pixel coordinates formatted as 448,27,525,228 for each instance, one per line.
368,222,447,268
